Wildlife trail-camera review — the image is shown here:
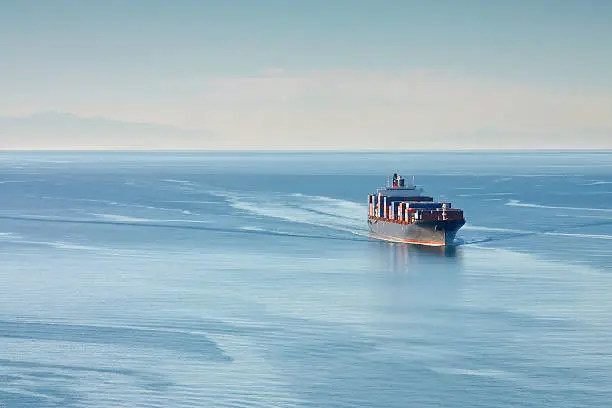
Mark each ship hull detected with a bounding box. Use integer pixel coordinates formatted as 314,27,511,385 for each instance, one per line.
367,218,465,246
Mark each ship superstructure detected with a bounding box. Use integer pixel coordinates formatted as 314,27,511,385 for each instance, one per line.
367,173,465,246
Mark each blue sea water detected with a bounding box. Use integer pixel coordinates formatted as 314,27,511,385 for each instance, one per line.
1,150,611,407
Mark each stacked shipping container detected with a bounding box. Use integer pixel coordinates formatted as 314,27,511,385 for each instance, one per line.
368,194,464,224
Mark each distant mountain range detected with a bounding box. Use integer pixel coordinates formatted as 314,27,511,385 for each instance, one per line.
0,112,213,149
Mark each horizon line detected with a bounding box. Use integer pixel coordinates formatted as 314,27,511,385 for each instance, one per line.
1,147,610,153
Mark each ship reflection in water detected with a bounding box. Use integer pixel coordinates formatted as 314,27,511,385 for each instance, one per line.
368,235,461,265
367,238,464,310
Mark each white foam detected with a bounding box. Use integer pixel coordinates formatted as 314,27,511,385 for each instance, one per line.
56,197,199,216
91,213,152,223
171,219,209,224
506,199,612,212
166,200,218,205
0,236,106,252
463,225,530,234
240,226,267,232
464,225,612,241
0,387,63,403
211,190,367,234
162,179,194,185
583,181,612,186
90,213,209,224
429,366,513,379
543,232,612,240
444,192,511,198
49,241,105,251
463,224,612,239
301,195,366,222
0,232,19,240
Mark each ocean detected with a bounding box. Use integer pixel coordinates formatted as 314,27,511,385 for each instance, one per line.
1,150,611,407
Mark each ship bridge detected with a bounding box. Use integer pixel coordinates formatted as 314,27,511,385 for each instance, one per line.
376,173,424,198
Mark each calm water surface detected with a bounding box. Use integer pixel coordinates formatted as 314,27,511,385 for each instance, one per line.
1,151,611,407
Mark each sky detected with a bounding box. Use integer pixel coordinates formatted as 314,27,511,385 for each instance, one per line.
0,0,611,150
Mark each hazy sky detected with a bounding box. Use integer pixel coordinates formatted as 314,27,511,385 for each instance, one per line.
1,0,611,149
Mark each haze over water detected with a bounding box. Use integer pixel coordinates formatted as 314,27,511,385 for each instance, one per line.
1,150,611,407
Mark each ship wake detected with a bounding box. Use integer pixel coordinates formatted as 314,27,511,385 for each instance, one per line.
210,190,369,237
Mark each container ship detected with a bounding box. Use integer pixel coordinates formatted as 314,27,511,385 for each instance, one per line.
367,173,465,246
